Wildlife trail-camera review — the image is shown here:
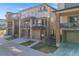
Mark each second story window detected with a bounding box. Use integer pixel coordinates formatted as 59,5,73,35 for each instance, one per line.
68,16,79,27
36,20,38,24
39,6,48,12
32,20,34,24
43,6,48,11
69,16,78,23
38,7,42,12
42,19,44,25
8,22,12,27
38,20,41,25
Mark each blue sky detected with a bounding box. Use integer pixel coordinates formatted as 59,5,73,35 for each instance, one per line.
0,3,57,19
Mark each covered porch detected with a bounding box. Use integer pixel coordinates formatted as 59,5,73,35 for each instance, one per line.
55,7,79,47
11,17,48,40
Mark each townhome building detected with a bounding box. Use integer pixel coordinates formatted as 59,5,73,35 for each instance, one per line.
0,19,7,37
54,3,79,47
6,4,56,41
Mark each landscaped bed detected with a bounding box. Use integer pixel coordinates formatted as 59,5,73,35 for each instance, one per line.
20,41,34,46
5,36,13,41
32,43,57,53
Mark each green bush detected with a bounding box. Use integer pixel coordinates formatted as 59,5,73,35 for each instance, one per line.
20,41,34,46
5,37,13,40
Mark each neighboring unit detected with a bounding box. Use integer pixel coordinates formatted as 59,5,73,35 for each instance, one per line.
0,19,7,37
54,3,79,47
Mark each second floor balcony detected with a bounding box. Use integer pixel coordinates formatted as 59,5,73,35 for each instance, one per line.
32,24,47,29
61,15,79,29
61,23,79,29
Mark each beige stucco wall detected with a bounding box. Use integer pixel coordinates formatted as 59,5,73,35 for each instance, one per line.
60,15,68,35
60,16,68,24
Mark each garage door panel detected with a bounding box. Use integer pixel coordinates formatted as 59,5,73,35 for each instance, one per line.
66,31,79,43
32,30,40,39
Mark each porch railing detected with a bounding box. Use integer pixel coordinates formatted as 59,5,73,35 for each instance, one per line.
60,23,79,28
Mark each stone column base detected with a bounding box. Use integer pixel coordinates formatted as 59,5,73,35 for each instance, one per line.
56,43,60,47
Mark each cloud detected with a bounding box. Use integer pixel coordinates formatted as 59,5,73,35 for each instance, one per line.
18,8,25,10
0,14,5,19
18,7,29,11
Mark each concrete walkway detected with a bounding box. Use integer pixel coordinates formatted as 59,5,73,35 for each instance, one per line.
11,38,30,43
0,46,14,56
2,37,79,56
0,41,49,56
11,38,41,48
51,42,79,56
0,37,8,45
11,38,40,43
2,41,79,56
0,37,48,56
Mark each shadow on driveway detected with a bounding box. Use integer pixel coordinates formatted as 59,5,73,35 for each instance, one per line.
0,41,50,56
51,42,79,56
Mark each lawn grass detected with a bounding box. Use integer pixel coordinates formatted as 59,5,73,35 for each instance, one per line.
38,45,57,53
32,43,57,53
5,37,13,40
20,41,34,46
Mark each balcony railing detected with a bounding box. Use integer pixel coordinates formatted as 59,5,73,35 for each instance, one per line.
21,25,30,29
60,23,79,28
32,24,47,29
21,24,47,29
32,24,47,26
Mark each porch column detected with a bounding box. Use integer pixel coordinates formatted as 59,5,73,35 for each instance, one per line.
46,16,51,39
19,19,21,39
46,18,48,37
6,20,8,35
30,19,32,39
12,20,14,36
47,7,51,37
55,13,60,47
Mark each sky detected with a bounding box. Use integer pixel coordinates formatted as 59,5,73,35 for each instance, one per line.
0,3,57,19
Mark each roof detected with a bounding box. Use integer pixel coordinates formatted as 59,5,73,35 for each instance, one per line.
56,6,79,12
19,3,57,12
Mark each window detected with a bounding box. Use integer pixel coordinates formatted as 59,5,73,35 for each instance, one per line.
38,7,42,12
38,20,41,25
69,16,79,27
32,20,35,24
42,19,44,25
35,20,38,25
8,22,12,27
12,14,17,18
43,6,48,11
45,19,47,25
69,16,78,23
39,6,48,12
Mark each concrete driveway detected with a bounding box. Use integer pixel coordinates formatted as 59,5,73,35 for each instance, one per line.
0,37,8,45
11,38,30,43
1,37,79,56
51,42,79,56
0,41,49,56
0,37,50,56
